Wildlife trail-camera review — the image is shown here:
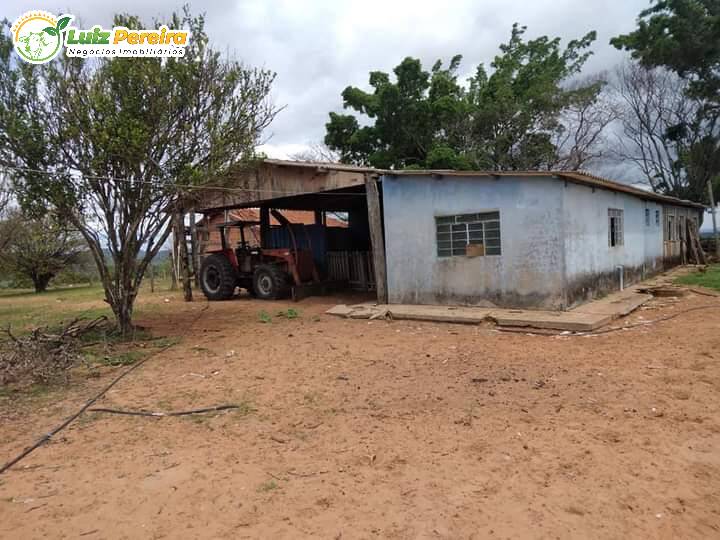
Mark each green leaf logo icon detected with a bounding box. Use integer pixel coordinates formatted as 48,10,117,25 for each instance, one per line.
57,16,71,32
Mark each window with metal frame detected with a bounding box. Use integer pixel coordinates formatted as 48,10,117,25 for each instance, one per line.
608,208,624,247
436,212,501,257
655,210,660,226
645,208,650,226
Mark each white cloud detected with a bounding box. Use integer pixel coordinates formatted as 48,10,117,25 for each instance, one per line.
5,0,648,146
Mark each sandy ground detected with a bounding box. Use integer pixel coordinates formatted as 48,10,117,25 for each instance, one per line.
1,288,720,539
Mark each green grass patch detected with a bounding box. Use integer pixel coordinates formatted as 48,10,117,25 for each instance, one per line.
234,400,257,417
100,350,146,367
151,336,182,348
676,265,720,291
277,308,299,319
258,311,272,323
257,480,279,492
0,279,177,336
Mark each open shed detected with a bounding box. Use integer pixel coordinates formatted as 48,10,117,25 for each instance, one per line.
194,159,389,301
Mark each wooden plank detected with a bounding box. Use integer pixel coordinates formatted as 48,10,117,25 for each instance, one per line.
189,211,200,287
365,175,388,303
259,207,270,248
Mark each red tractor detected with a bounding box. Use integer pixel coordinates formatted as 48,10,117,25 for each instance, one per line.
199,210,319,301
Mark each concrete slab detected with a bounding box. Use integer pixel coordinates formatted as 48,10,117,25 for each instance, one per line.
325,304,354,317
572,291,652,317
489,310,611,332
326,279,661,331
325,303,610,331
376,304,494,324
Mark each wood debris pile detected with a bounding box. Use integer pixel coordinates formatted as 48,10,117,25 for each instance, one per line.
0,316,108,386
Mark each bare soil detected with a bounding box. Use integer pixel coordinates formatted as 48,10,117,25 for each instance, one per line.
1,289,720,539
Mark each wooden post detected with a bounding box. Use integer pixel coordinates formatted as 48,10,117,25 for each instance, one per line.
709,180,719,258
174,210,193,302
314,210,324,226
189,211,200,288
365,174,387,304
260,207,270,248
150,264,155,293
170,218,179,291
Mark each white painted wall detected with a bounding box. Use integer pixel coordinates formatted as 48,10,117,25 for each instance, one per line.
562,182,664,302
382,174,567,309
381,174,701,309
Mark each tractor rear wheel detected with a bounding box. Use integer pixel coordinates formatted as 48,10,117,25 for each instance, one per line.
199,254,237,300
252,264,289,300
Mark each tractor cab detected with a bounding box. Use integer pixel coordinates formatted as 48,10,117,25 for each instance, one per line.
199,210,319,301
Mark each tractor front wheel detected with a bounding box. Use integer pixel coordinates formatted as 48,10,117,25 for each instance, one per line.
199,254,237,300
252,264,289,300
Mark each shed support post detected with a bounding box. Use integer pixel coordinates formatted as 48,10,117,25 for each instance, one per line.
709,180,719,258
174,210,192,302
189,210,200,288
365,175,388,304
314,210,325,226
260,207,270,248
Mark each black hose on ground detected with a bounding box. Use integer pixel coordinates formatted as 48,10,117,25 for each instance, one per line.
88,404,240,417
0,347,165,475
0,302,210,476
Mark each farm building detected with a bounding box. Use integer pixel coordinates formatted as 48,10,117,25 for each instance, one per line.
194,159,705,309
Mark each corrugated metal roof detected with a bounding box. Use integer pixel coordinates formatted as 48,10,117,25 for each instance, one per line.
260,159,706,210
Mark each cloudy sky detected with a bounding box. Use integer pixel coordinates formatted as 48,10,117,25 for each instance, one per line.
5,0,651,158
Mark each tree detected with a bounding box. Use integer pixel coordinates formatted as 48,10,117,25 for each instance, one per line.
2,212,83,292
0,9,279,334
325,24,602,171
611,0,720,204
289,142,340,163
612,62,718,202
325,56,448,168
0,176,15,253
611,0,720,106
550,74,620,170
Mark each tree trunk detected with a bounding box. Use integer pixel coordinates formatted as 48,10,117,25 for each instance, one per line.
174,211,193,302
32,274,52,293
170,218,179,291
113,289,137,337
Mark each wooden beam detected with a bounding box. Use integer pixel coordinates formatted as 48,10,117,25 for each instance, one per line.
260,207,270,248
365,175,387,304
196,163,367,212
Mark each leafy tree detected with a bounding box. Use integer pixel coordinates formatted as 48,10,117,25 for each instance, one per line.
611,0,720,105
325,25,601,171
0,9,279,334
611,1,720,205
1,211,83,292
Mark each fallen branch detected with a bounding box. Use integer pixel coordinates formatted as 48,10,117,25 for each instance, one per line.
689,287,720,297
1,316,109,386
0,303,210,475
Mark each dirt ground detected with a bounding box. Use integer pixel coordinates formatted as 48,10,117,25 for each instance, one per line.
1,287,720,539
